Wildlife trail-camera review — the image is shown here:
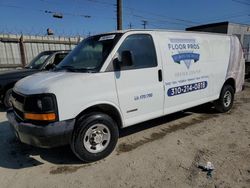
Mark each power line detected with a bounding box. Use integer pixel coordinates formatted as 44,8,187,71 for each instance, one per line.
80,0,249,25
124,7,200,25
41,0,114,7
232,0,250,6
81,0,199,25
206,13,250,23
0,4,43,13
0,3,91,18
124,12,193,27
0,3,117,20
42,0,201,27
195,11,248,22
128,13,192,27
85,0,115,6
76,0,115,9
2,0,249,33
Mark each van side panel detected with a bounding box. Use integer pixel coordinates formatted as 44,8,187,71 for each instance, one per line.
207,35,230,99
158,32,211,114
157,32,232,115
226,36,245,92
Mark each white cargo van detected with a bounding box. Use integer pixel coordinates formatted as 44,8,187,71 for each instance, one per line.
7,30,245,162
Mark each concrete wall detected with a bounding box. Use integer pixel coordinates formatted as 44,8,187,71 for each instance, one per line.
0,34,82,70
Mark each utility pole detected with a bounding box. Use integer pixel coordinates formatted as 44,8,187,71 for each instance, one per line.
117,0,122,30
128,22,133,29
142,20,148,29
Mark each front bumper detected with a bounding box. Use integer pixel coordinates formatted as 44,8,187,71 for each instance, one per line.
6,110,75,148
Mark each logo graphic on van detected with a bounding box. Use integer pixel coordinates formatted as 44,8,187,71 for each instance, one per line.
168,38,200,69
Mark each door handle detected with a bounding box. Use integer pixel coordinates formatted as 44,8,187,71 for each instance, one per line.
158,69,162,82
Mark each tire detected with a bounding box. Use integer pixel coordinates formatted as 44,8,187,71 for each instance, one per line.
214,85,234,113
3,88,13,109
71,112,119,162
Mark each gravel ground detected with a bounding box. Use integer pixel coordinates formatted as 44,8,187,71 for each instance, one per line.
0,79,249,188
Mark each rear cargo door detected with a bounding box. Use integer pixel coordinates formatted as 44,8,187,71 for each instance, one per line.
158,32,211,114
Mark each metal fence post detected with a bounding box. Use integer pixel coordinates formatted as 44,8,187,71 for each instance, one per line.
19,35,26,67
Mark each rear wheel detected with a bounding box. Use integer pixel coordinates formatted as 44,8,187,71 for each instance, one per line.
71,112,119,162
3,88,13,109
214,85,234,113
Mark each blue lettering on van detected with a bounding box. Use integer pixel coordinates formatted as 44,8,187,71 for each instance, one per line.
134,93,153,101
167,81,207,97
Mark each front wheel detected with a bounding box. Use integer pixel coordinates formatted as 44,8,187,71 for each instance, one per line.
71,112,119,162
214,85,234,113
3,88,13,109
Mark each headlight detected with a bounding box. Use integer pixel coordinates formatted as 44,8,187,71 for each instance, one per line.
23,94,58,122
37,99,42,110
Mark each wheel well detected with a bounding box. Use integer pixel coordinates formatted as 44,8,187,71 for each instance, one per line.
76,104,123,129
1,83,14,99
224,78,236,93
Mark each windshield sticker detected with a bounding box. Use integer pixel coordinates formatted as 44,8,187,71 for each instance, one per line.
99,35,116,41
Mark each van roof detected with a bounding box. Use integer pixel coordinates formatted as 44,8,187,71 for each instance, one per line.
97,29,233,37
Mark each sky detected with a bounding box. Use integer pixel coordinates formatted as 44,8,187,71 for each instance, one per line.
0,0,249,36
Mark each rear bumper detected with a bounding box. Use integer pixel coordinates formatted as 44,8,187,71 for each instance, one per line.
6,110,75,148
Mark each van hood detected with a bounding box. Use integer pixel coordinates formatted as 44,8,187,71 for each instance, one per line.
14,71,93,95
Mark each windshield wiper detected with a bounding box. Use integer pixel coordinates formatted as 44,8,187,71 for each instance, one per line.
56,65,96,73
74,68,96,73
57,65,78,72
53,65,96,73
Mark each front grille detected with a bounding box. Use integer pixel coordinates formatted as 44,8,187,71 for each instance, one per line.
12,91,25,121
13,107,24,121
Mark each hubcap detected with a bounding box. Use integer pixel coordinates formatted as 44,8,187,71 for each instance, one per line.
83,124,111,153
223,91,232,107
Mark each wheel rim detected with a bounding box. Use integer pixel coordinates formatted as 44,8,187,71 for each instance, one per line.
223,91,232,107
83,124,111,154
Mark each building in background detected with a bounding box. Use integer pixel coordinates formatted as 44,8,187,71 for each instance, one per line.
186,22,250,74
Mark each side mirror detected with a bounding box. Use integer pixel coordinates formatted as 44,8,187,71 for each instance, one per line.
121,50,134,67
45,63,55,70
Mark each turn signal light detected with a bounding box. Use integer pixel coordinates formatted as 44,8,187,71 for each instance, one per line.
24,113,56,121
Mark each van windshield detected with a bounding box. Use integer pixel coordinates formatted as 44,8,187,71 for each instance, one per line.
55,33,122,72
